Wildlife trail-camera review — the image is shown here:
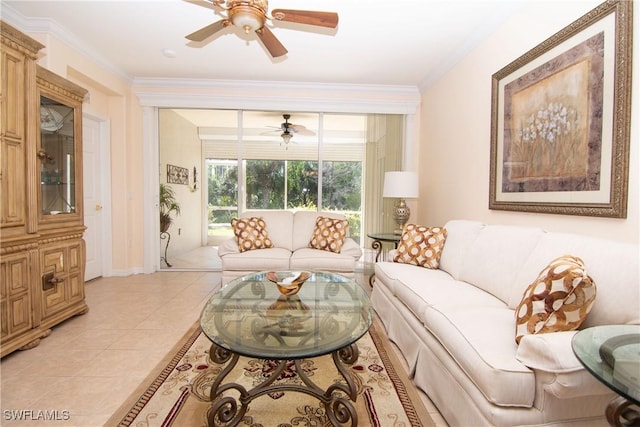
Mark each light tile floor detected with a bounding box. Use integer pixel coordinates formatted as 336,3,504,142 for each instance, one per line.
0,271,447,427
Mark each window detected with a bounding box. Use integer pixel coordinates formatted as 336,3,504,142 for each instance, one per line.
162,109,403,253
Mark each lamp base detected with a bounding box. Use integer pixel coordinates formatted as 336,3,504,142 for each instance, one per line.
393,199,410,235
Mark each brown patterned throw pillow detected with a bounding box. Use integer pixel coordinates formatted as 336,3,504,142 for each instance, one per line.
231,217,273,252
515,255,596,344
393,225,447,269
308,216,349,253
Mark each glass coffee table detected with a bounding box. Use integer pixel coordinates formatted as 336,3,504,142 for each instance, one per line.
572,325,640,426
200,270,373,427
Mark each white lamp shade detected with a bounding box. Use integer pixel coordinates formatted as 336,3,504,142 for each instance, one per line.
383,171,418,199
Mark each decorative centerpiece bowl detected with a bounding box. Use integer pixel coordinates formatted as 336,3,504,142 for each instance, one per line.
267,271,312,296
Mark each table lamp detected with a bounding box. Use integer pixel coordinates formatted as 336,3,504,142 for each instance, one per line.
383,171,419,234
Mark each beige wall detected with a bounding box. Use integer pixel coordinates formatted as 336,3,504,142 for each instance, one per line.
419,0,639,244
30,32,144,273
158,110,203,257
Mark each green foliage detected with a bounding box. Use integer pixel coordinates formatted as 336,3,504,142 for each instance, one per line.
159,183,180,232
287,161,318,209
322,161,362,211
206,159,363,239
245,160,285,209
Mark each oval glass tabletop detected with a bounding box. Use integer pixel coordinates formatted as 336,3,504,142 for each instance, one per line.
200,271,373,359
572,324,640,405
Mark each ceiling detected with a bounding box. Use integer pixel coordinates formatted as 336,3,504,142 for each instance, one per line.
2,0,526,88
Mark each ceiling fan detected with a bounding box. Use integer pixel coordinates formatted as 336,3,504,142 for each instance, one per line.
264,114,315,148
184,0,339,57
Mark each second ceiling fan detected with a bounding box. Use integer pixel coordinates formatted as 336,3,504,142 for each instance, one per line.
184,0,339,58
264,114,315,148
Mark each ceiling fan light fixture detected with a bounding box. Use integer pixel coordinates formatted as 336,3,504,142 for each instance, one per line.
281,131,293,144
228,3,266,33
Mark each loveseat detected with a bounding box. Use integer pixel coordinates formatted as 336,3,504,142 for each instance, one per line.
218,210,362,285
371,219,639,427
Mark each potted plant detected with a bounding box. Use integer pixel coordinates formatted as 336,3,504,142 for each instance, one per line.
159,183,181,233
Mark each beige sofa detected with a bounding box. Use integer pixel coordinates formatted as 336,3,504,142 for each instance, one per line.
372,219,639,427
218,210,362,285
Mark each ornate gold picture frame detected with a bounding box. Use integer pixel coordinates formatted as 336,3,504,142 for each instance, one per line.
489,0,632,218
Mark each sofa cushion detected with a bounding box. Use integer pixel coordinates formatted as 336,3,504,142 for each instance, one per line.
515,255,596,344
290,248,356,272
241,210,294,251
374,262,506,311
438,219,485,278
457,224,545,304
220,247,291,271
422,305,535,407
393,225,447,269
308,216,349,253
231,217,273,252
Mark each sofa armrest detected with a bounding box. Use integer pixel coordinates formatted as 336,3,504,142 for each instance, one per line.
515,331,583,373
341,238,363,259
218,237,240,257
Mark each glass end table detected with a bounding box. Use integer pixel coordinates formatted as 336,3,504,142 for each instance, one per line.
200,270,373,427
572,325,640,426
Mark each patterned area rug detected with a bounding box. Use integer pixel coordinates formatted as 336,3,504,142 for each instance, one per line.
107,318,434,427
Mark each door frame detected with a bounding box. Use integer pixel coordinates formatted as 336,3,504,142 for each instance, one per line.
83,110,113,277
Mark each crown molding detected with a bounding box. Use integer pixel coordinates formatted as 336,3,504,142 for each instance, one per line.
1,4,131,82
133,78,420,114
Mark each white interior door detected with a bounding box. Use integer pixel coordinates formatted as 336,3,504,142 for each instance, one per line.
83,115,105,280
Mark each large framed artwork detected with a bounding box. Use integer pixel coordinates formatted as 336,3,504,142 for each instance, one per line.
489,0,632,218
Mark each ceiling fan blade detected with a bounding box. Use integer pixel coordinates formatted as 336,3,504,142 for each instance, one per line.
271,9,339,28
186,20,228,42
290,125,315,136
183,0,218,10
256,26,287,57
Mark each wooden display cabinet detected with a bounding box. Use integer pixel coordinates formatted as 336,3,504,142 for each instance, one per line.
1,22,88,357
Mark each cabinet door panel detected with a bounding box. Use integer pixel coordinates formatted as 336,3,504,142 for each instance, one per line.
8,293,31,333
0,253,33,337
1,47,25,139
40,246,67,317
68,242,81,271
68,272,83,302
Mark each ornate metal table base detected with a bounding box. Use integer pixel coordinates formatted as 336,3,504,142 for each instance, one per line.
207,342,360,427
606,395,640,427
369,240,383,287
160,231,172,267
367,234,400,287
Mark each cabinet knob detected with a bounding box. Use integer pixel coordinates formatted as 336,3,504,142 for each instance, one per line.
95,204,103,211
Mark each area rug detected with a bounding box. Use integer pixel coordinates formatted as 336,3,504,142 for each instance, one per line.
108,318,435,427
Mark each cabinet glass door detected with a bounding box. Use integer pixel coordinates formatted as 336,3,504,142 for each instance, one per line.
39,96,76,215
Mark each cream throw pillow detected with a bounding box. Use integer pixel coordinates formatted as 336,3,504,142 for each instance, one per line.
515,255,596,344
231,217,273,252
308,216,348,253
393,225,447,269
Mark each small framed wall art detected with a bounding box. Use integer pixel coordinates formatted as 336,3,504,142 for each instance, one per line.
167,164,189,185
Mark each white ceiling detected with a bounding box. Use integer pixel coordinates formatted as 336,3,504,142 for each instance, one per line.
2,0,526,88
